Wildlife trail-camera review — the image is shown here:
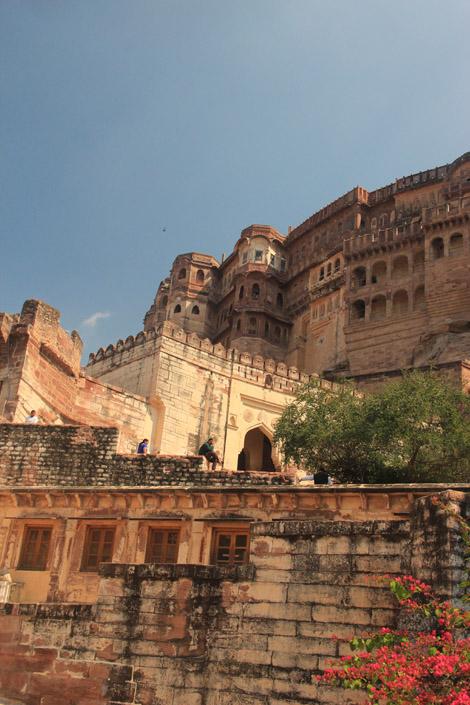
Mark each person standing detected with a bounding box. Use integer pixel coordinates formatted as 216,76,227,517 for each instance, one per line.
198,437,220,470
25,410,38,424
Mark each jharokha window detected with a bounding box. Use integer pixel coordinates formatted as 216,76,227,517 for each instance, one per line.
81,527,115,572
211,528,250,565
18,526,52,570
145,528,180,564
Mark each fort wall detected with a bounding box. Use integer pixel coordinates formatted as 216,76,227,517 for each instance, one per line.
0,490,467,705
0,301,154,453
86,321,338,467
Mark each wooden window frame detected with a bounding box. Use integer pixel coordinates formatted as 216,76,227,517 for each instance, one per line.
18,525,53,571
210,527,250,566
145,527,181,564
81,526,116,572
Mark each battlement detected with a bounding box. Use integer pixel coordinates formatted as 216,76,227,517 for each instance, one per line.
16,299,83,367
288,154,468,244
287,186,369,243
87,319,342,394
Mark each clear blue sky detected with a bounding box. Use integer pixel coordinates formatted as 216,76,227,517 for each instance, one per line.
2,1,469,362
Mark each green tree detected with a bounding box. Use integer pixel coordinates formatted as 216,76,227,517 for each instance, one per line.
273,370,470,483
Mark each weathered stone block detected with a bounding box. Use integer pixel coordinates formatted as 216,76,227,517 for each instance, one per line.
287,583,345,605
312,605,371,625
244,602,311,621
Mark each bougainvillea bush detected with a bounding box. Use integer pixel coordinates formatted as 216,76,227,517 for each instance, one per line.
319,499,470,704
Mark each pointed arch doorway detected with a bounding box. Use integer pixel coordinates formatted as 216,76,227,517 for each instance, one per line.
239,426,276,472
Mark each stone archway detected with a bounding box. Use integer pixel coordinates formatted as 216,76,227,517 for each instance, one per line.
242,427,276,472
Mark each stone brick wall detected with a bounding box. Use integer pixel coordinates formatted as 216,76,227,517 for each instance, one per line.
0,300,155,453
0,491,467,705
0,425,120,487
85,320,340,467
0,424,291,488
75,375,153,454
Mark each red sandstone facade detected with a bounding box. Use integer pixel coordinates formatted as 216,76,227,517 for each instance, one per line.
0,300,153,452
1,153,470,705
142,152,470,384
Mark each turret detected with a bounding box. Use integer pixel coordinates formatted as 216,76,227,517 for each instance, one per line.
144,253,219,338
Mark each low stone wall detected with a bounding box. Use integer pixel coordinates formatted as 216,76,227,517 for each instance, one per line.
0,425,120,486
0,424,292,487
1,493,467,705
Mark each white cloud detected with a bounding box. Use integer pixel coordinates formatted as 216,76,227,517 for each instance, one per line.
82,311,110,328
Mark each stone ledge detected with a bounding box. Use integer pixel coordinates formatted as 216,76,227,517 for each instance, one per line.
99,562,256,582
252,519,410,537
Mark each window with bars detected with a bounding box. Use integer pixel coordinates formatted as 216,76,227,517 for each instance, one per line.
145,528,180,564
211,529,250,565
18,526,52,570
81,527,115,572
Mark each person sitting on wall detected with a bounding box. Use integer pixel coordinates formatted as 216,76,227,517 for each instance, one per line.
198,438,221,471
137,439,149,454
299,469,333,485
25,410,38,424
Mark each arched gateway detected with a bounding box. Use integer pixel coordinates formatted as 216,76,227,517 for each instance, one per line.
238,426,277,471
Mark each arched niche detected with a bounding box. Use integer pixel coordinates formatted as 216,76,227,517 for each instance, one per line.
414,285,425,311
431,237,444,260
450,233,463,257
352,266,366,289
241,425,278,472
370,295,386,321
392,289,408,316
392,255,408,279
351,299,366,320
371,260,387,284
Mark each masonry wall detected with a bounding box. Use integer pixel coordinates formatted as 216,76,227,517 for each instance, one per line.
75,376,154,454
86,322,336,468
0,491,467,705
0,300,154,453
0,424,296,490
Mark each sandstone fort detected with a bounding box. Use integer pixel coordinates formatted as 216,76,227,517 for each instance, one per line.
0,153,469,705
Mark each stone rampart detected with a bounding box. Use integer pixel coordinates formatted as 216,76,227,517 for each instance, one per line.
85,320,341,464
0,492,467,705
87,319,337,393
0,301,154,453
0,424,291,488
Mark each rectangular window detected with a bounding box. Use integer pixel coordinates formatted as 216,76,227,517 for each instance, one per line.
242,252,248,263
81,527,115,572
18,526,52,570
254,250,263,261
211,529,250,565
280,258,286,271
145,528,180,564
270,254,275,265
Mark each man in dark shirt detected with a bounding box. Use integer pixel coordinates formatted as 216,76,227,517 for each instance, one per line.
299,469,332,485
198,438,220,470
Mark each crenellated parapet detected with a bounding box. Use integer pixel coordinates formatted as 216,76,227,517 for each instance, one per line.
87,319,343,394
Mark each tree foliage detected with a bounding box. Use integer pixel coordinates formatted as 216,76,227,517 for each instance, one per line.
273,370,470,483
